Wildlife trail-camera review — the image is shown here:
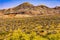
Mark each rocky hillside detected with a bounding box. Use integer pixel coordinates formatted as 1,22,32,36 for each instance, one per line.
0,2,60,16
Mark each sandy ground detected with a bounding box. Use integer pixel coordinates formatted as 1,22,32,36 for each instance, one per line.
0,14,33,18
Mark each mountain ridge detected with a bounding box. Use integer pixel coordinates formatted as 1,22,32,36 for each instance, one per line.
0,2,60,17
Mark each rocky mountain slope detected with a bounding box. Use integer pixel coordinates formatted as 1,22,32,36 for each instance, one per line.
0,2,60,16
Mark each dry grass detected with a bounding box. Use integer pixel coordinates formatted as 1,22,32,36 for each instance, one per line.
0,15,60,40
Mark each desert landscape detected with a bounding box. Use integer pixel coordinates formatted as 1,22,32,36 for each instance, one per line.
0,2,60,40
0,2,60,18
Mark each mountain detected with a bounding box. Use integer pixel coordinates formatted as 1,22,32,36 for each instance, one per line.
13,2,34,11
0,2,60,16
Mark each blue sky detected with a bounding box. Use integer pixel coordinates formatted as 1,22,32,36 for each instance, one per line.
0,0,60,9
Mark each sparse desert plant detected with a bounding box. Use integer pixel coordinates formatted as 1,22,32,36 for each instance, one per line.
0,15,60,40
